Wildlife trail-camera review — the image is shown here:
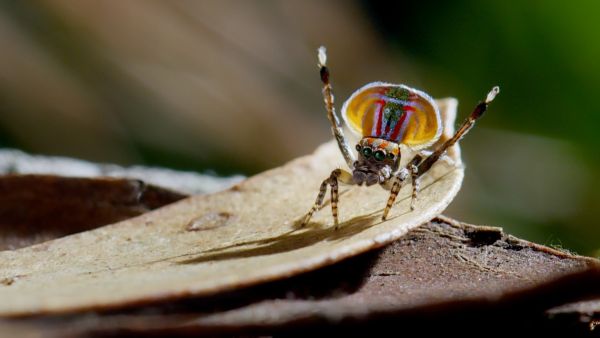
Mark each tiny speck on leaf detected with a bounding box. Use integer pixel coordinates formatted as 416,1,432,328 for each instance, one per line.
187,212,233,231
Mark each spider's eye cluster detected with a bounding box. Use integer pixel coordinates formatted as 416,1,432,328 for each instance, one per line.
356,144,393,162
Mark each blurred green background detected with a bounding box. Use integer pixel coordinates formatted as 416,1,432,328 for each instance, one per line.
0,1,597,255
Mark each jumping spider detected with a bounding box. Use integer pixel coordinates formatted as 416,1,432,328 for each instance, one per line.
302,46,499,229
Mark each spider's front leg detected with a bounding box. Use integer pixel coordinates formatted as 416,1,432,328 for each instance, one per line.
381,155,422,221
301,168,354,229
317,46,356,168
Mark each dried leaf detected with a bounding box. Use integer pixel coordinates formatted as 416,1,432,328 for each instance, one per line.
0,149,243,195
546,298,600,331
0,100,464,316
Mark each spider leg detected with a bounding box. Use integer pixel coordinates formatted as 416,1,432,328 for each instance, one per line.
409,157,421,211
301,168,354,228
382,154,423,220
417,86,499,176
382,167,409,221
301,178,329,227
317,46,356,169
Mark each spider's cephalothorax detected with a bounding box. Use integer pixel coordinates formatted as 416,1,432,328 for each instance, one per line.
352,137,400,186
301,46,499,229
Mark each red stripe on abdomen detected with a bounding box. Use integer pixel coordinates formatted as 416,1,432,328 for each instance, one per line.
375,99,385,136
389,107,413,141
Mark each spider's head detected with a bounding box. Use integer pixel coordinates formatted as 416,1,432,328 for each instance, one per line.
353,137,400,186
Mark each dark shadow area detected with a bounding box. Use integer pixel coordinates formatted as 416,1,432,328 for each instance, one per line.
177,211,386,265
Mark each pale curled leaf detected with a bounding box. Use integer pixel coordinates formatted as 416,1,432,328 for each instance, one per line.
0,149,243,195
0,100,464,316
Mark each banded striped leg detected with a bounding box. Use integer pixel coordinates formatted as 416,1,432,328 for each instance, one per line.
317,46,356,168
382,154,422,220
382,167,409,221
301,168,354,228
417,86,500,176
409,158,421,211
330,174,341,229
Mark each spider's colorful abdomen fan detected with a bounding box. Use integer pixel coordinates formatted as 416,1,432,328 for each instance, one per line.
341,82,442,149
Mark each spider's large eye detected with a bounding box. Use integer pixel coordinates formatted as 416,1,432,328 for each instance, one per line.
374,150,385,161
362,147,372,157
387,153,395,160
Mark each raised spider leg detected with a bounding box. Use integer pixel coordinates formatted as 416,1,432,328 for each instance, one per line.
417,86,500,176
381,86,499,221
317,46,356,169
301,168,354,228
